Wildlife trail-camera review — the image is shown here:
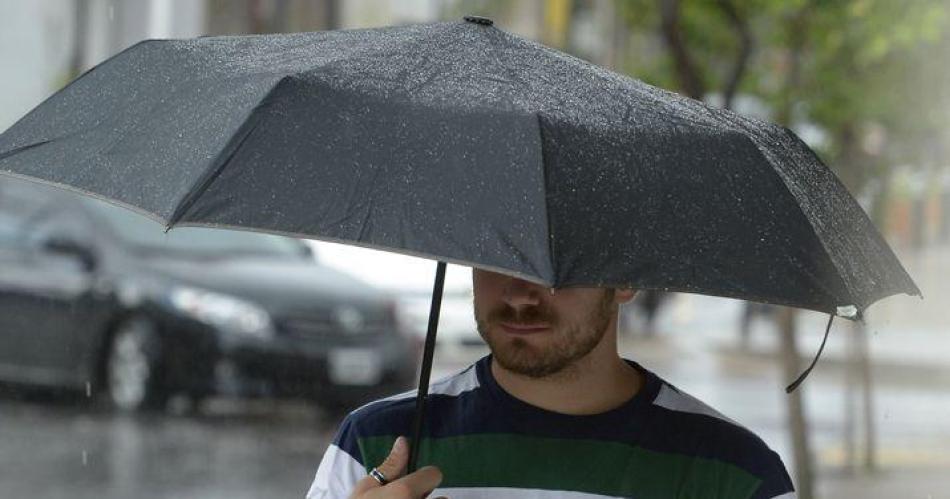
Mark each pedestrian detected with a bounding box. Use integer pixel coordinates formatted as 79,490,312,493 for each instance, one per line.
307,270,794,499
738,302,778,349
633,289,667,337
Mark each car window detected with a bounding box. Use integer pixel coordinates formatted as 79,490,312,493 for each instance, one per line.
0,178,59,249
0,212,22,249
22,207,96,251
78,196,309,258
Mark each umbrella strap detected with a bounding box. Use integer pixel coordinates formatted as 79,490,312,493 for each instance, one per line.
408,261,446,473
785,314,834,393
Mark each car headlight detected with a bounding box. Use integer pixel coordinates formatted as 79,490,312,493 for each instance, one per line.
168,286,274,339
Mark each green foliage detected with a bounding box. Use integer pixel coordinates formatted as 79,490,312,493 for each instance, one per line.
792,0,948,169
617,0,950,186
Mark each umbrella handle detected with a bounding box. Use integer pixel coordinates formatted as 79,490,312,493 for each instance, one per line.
408,261,447,472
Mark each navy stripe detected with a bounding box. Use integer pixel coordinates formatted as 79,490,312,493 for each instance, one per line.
644,401,792,495
331,414,364,465
749,451,795,499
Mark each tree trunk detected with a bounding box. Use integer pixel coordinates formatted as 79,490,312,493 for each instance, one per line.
775,7,816,497
272,0,290,33
844,317,858,471
598,0,627,70
322,0,340,30
776,4,809,125
855,319,877,470
779,308,815,499
248,0,265,34
70,0,90,78
713,0,753,109
657,0,705,100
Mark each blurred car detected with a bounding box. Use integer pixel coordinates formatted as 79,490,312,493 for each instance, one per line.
311,243,485,351
0,179,417,412
396,289,483,351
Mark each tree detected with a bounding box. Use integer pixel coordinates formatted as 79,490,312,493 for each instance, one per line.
616,1,948,497
619,0,949,194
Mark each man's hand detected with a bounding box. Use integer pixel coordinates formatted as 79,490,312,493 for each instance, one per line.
349,436,444,499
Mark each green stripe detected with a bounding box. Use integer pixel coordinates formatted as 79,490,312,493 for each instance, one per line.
359,434,761,498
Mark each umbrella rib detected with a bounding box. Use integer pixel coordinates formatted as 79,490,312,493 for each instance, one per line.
774,127,920,305
165,76,289,228
0,139,53,161
731,127,860,310
166,114,262,229
535,113,557,286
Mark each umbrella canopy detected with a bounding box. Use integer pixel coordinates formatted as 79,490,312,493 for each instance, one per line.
0,18,918,316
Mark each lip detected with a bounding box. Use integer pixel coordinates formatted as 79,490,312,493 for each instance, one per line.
499,322,552,335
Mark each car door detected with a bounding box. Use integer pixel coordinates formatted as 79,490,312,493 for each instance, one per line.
0,181,60,383
0,182,106,387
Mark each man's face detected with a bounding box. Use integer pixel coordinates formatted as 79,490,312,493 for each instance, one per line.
472,269,633,378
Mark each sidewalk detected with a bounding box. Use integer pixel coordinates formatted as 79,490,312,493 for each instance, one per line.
820,466,950,499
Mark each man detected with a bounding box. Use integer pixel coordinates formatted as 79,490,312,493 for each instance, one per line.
307,269,795,499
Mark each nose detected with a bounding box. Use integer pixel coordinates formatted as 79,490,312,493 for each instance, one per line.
502,278,543,309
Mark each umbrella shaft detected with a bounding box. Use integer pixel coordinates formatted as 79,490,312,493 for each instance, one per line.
408,261,447,472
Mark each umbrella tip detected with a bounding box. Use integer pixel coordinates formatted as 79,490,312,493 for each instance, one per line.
463,15,494,26
835,305,858,318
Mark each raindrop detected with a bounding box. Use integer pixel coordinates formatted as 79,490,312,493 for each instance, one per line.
85,381,92,398
82,450,88,466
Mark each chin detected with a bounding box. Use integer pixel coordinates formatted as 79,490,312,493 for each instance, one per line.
491,341,567,377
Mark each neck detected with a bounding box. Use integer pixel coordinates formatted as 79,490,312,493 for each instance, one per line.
490,324,643,415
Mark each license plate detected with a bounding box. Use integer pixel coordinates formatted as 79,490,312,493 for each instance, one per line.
328,348,382,385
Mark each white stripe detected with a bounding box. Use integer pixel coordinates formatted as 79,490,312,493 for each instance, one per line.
431,487,624,499
306,444,364,499
428,363,481,396
770,493,797,499
353,364,481,413
653,384,739,426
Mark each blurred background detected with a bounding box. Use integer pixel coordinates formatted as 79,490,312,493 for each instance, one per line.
0,1,947,498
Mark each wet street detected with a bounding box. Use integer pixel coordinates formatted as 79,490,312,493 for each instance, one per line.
0,396,336,499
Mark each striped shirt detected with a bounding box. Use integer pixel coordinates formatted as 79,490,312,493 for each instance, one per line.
307,355,795,499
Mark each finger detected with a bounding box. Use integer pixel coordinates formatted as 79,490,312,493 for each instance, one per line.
351,437,409,496
391,465,443,498
376,436,410,482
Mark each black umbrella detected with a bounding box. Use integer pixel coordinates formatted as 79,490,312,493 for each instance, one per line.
0,17,919,470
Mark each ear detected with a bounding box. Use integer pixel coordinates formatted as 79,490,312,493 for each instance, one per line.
614,288,637,304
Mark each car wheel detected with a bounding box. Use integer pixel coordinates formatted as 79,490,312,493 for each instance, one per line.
105,317,168,412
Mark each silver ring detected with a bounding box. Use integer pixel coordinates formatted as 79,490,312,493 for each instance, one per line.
369,467,389,486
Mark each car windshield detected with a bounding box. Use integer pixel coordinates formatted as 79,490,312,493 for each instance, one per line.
80,197,306,258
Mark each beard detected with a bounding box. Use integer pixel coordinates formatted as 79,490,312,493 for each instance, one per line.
475,290,616,379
